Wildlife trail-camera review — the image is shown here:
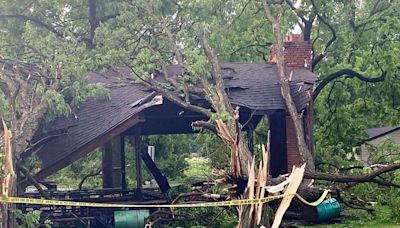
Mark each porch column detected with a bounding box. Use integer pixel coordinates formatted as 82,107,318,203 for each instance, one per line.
102,142,113,188
120,135,127,190
102,136,122,188
268,112,288,177
111,137,122,187
133,127,143,199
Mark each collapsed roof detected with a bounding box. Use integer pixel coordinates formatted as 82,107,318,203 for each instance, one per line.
23,62,317,180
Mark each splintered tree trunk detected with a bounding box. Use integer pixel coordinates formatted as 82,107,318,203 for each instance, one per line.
199,32,253,178
1,121,16,228
199,32,267,228
216,119,252,177
216,120,273,228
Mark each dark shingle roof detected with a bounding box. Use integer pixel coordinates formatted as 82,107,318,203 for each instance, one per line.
29,71,154,178
161,62,316,111
26,62,316,179
365,126,400,141
221,62,315,111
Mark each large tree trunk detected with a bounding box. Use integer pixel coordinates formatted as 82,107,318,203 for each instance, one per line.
0,68,49,228
262,0,315,174
199,31,261,227
199,33,253,178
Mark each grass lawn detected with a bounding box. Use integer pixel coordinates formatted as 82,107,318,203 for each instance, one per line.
308,223,400,228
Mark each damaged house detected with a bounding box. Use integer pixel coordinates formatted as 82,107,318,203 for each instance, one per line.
18,35,317,225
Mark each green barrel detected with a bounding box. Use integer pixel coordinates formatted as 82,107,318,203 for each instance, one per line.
316,198,341,222
303,198,341,223
114,210,150,228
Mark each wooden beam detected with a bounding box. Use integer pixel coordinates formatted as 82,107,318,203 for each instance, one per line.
16,163,49,199
141,150,170,194
102,142,113,188
134,127,143,199
120,135,127,190
111,137,122,188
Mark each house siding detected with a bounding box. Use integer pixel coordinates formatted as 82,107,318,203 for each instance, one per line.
358,129,400,163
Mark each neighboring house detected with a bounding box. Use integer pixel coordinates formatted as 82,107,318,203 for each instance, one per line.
355,126,400,164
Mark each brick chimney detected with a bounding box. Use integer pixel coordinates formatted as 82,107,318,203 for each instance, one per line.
269,34,313,172
269,34,312,71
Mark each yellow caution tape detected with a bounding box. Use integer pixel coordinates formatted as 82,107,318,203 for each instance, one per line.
0,190,329,208
295,189,330,207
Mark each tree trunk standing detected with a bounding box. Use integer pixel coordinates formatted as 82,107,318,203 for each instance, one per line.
262,0,315,174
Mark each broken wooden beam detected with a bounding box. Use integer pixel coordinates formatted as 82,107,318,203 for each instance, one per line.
141,150,171,194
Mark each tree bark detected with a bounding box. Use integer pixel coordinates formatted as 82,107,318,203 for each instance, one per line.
198,32,252,178
262,0,315,174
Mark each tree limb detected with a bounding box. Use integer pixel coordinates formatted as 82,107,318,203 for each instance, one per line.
335,189,374,212
312,69,387,100
285,0,306,22
285,0,317,41
351,1,391,32
98,13,119,23
230,43,273,57
198,30,235,116
78,169,101,190
230,0,252,26
310,0,337,70
192,120,217,133
370,178,400,188
305,163,400,183
0,14,63,38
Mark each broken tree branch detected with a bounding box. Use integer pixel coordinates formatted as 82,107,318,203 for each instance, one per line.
192,120,217,133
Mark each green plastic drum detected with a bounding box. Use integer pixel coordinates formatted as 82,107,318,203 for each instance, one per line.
316,198,341,222
303,198,341,223
114,210,150,228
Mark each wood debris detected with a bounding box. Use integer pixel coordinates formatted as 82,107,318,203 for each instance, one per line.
271,164,306,228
